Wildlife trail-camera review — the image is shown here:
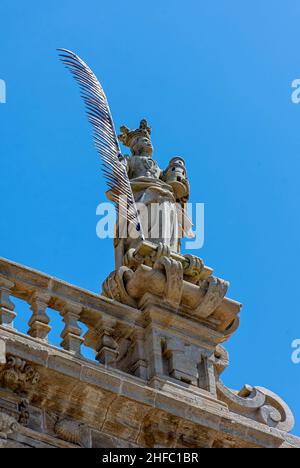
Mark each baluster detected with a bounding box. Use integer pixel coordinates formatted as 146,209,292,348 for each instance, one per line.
28,291,51,340
95,317,118,366
0,276,16,328
60,302,83,355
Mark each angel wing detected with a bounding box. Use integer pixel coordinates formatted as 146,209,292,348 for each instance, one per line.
57,48,144,239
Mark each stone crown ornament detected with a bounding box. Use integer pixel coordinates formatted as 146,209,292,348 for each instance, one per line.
118,119,152,148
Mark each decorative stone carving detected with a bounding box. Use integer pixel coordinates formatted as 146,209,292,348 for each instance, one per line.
0,354,38,434
102,266,137,308
183,254,205,284
213,345,230,376
54,418,85,446
153,256,183,307
123,240,212,281
0,355,40,394
0,411,19,439
103,253,184,309
18,398,30,426
102,250,239,340
255,387,295,432
194,277,229,319
216,381,295,433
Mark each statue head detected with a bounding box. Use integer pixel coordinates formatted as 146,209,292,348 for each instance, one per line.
118,119,153,157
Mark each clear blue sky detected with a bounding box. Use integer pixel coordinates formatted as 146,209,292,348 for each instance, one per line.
1,1,300,435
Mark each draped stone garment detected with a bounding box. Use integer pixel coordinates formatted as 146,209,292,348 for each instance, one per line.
118,155,181,255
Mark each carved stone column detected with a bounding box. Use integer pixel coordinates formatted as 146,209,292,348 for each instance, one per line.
0,277,16,328
60,303,84,356
28,291,51,340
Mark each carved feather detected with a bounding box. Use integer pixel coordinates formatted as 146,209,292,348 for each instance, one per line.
57,49,143,237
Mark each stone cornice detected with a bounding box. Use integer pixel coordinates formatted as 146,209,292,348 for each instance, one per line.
0,329,299,448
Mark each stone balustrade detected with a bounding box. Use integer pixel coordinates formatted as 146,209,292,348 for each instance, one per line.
0,254,240,378
0,257,142,361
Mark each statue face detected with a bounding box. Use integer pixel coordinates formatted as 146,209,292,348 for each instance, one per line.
132,136,153,157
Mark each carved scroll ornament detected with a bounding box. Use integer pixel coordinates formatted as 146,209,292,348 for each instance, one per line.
217,381,295,433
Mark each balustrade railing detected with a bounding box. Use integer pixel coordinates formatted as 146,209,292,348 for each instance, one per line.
0,257,141,363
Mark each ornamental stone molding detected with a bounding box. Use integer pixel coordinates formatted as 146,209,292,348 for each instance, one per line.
216,382,295,433
0,355,40,394
153,256,183,307
102,245,239,338
194,276,229,319
102,266,137,308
